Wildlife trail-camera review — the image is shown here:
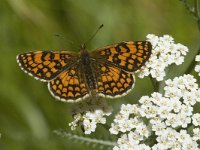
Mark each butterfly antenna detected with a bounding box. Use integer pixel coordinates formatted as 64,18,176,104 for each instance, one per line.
54,33,79,49
84,24,104,47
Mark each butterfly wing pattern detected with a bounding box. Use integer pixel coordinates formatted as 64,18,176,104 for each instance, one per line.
91,41,151,98
92,41,152,72
48,63,89,102
17,51,77,81
17,41,152,102
95,63,135,98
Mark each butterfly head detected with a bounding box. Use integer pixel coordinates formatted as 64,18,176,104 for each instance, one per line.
80,43,87,53
80,24,103,53
81,43,86,49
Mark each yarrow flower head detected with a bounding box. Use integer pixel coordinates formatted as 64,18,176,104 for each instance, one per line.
137,34,189,81
195,54,200,76
64,34,199,150
111,75,200,150
69,98,112,134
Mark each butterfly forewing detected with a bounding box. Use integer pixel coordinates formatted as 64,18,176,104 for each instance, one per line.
48,63,89,102
17,51,78,81
91,41,152,72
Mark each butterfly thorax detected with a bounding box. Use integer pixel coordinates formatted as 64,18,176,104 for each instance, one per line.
80,48,98,95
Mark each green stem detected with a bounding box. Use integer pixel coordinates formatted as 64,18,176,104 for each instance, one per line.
194,0,200,30
102,123,111,131
150,75,159,92
180,0,200,74
185,47,200,74
54,129,116,147
180,0,200,31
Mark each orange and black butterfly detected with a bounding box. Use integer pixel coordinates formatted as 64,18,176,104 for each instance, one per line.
17,41,152,102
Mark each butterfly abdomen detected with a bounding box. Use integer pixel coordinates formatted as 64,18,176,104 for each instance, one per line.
80,50,98,93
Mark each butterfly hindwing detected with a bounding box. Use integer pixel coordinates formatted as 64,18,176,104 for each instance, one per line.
95,63,135,98
48,64,89,102
17,51,77,81
91,41,152,72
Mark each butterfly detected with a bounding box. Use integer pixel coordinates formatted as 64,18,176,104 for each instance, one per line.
17,41,152,102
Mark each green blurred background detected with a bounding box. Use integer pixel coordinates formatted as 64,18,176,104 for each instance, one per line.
0,0,199,150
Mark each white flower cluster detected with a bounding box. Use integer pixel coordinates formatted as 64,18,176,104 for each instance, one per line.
137,34,189,81
110,104,152,150
110,74,200,150
195,54,200,76
69,98,112,134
